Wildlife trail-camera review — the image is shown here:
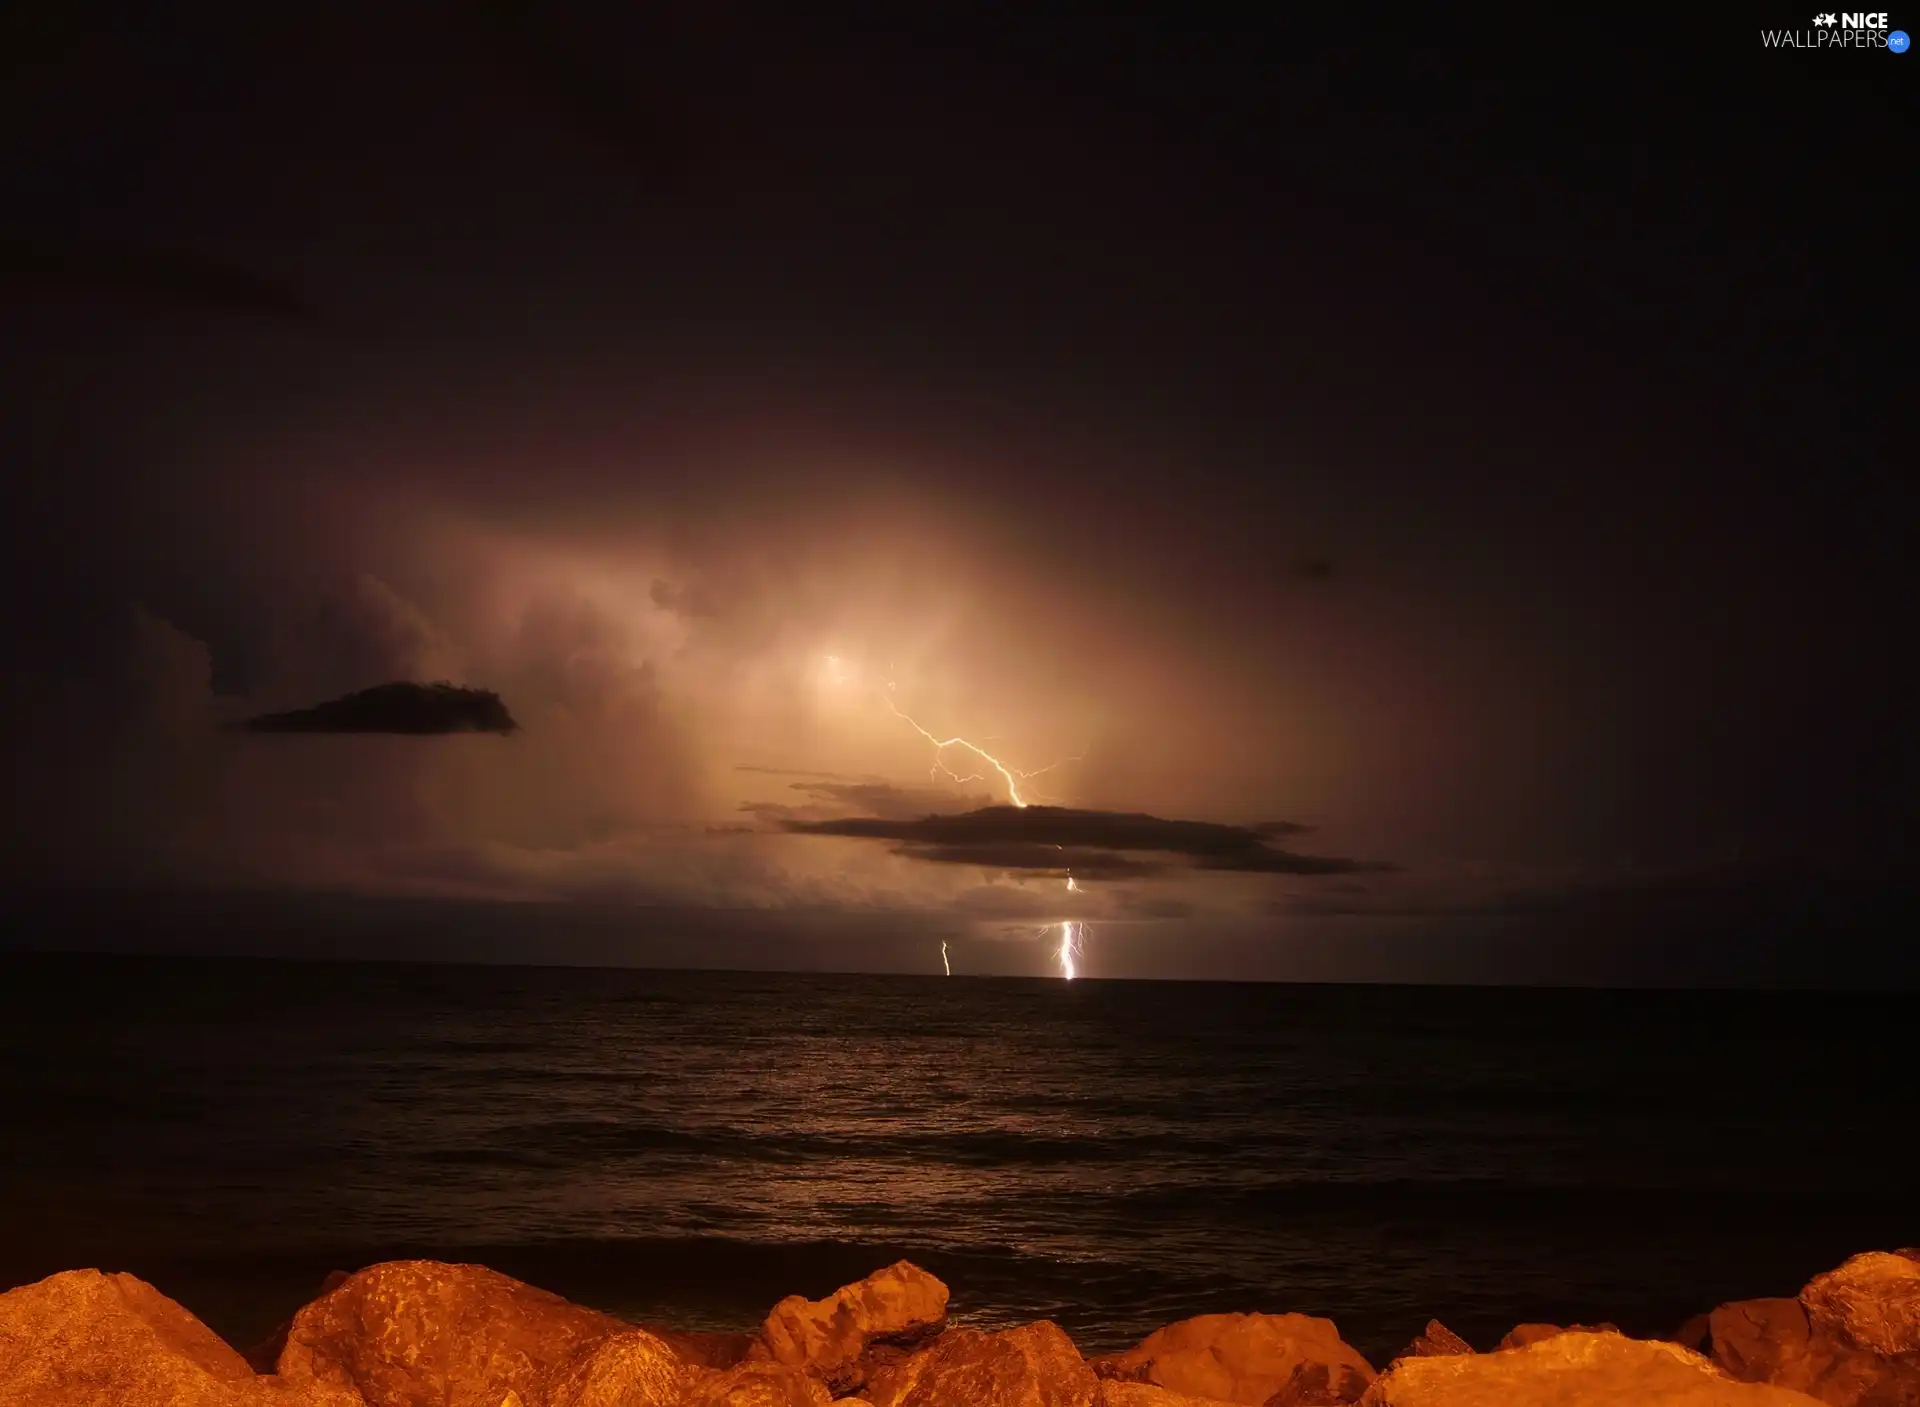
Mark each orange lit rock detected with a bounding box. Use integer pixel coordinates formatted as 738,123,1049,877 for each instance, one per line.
867,1321,1098,1407
751,1260,949,1395
1705,1278,1920,1405
245,1271,353,1375
1710,1299,1819,1387
641,1325,756,1371
1672,1314,1714,1354
1399,1323,1472,1360
1494,1319,1618,1350
683,1358,835,1405
0,1268,364,1407
539,1326,687,1407
1096,1382,1246,1406
1355,1330,1827,1405
1090,1312,1374,1405
275,1260,625,1407
1802,1253,1920,1359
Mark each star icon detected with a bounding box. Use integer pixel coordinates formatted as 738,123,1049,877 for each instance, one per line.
1813,12,1836,23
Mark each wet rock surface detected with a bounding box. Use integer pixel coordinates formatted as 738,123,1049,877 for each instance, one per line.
1091,1312,1374,1406
540,1326,688,1407
867,1320,1097,1407
0,1269,365,1407
275,1260,625,1407
1356,1330,1827,1405
750,1260,949,1397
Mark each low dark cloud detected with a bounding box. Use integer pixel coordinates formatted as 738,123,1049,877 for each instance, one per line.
241,682,519,736
738,780,996,827
789,781,995,821
896,843,1163,877
782,804,1387,877
1251,820,1314,838
732,765,878,781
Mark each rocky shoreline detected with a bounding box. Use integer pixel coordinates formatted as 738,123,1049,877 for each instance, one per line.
2,1248,1916,1405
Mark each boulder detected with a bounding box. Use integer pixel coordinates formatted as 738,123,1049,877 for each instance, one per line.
539,1326,687,1407
867,1321,1098,1407
1708,1288,1920,1405
751,1261,949,1395
1494,1320,1617,1351
275,1260,626,1407
1711,1299,1818,1386
1090,1313,1373,1406
0,1268,365,1407
1096,1383,1245,1407
1400,1323,1472,1359
1803,1254,1920,1358
246,1271,354,1374
682,1360,835,1406
1672,1314,1714,1354
1355,1330,1827,1405
641,1326,755,1371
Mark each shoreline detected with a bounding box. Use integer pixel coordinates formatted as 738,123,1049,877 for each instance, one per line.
1,1223,1906,1367
4,1248,1915,1405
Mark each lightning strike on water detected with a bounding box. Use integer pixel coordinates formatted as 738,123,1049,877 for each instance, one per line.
1056,920,1081,980
941,940,951,977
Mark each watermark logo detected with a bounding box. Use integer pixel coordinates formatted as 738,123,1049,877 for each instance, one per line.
1761,10,1908,46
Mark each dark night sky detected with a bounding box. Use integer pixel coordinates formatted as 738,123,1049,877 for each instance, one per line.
2,7,1912,980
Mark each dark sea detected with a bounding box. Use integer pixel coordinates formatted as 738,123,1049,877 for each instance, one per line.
0,955,1909,1366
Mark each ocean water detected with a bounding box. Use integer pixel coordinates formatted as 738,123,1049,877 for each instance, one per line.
0,954,1909,1365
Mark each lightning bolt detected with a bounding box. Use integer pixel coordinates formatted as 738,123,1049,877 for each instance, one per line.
819,656,1081,808
1056,920,1081,980
818,655,1089,978
882,692,1081,809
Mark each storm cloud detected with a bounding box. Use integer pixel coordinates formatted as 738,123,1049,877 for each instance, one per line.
781,805,1388,877
241,682,519,735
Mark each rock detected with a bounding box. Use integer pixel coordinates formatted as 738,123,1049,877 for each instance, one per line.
1803,1253,1920,1358
682,1360,835,1405
751,1261,949,1395
1672,1314,1714,1355
1406,1323,1472,1359
1494,1320,1617,1351
539,1326,687,1407
1263,1358,1377,1406
275,1259,626,1407
1342,1323,1475,1407
1356,1330,1827,1405
867,1321,1098,1407
640,1326,755,1371
1090,1313,1373,1406
1096,1383,1245,1406
1385,1323,1472,1364
0,1268,365,1407
1711,1300,1816,1386
1708,1289,1920,1406
246,1271,354,1374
